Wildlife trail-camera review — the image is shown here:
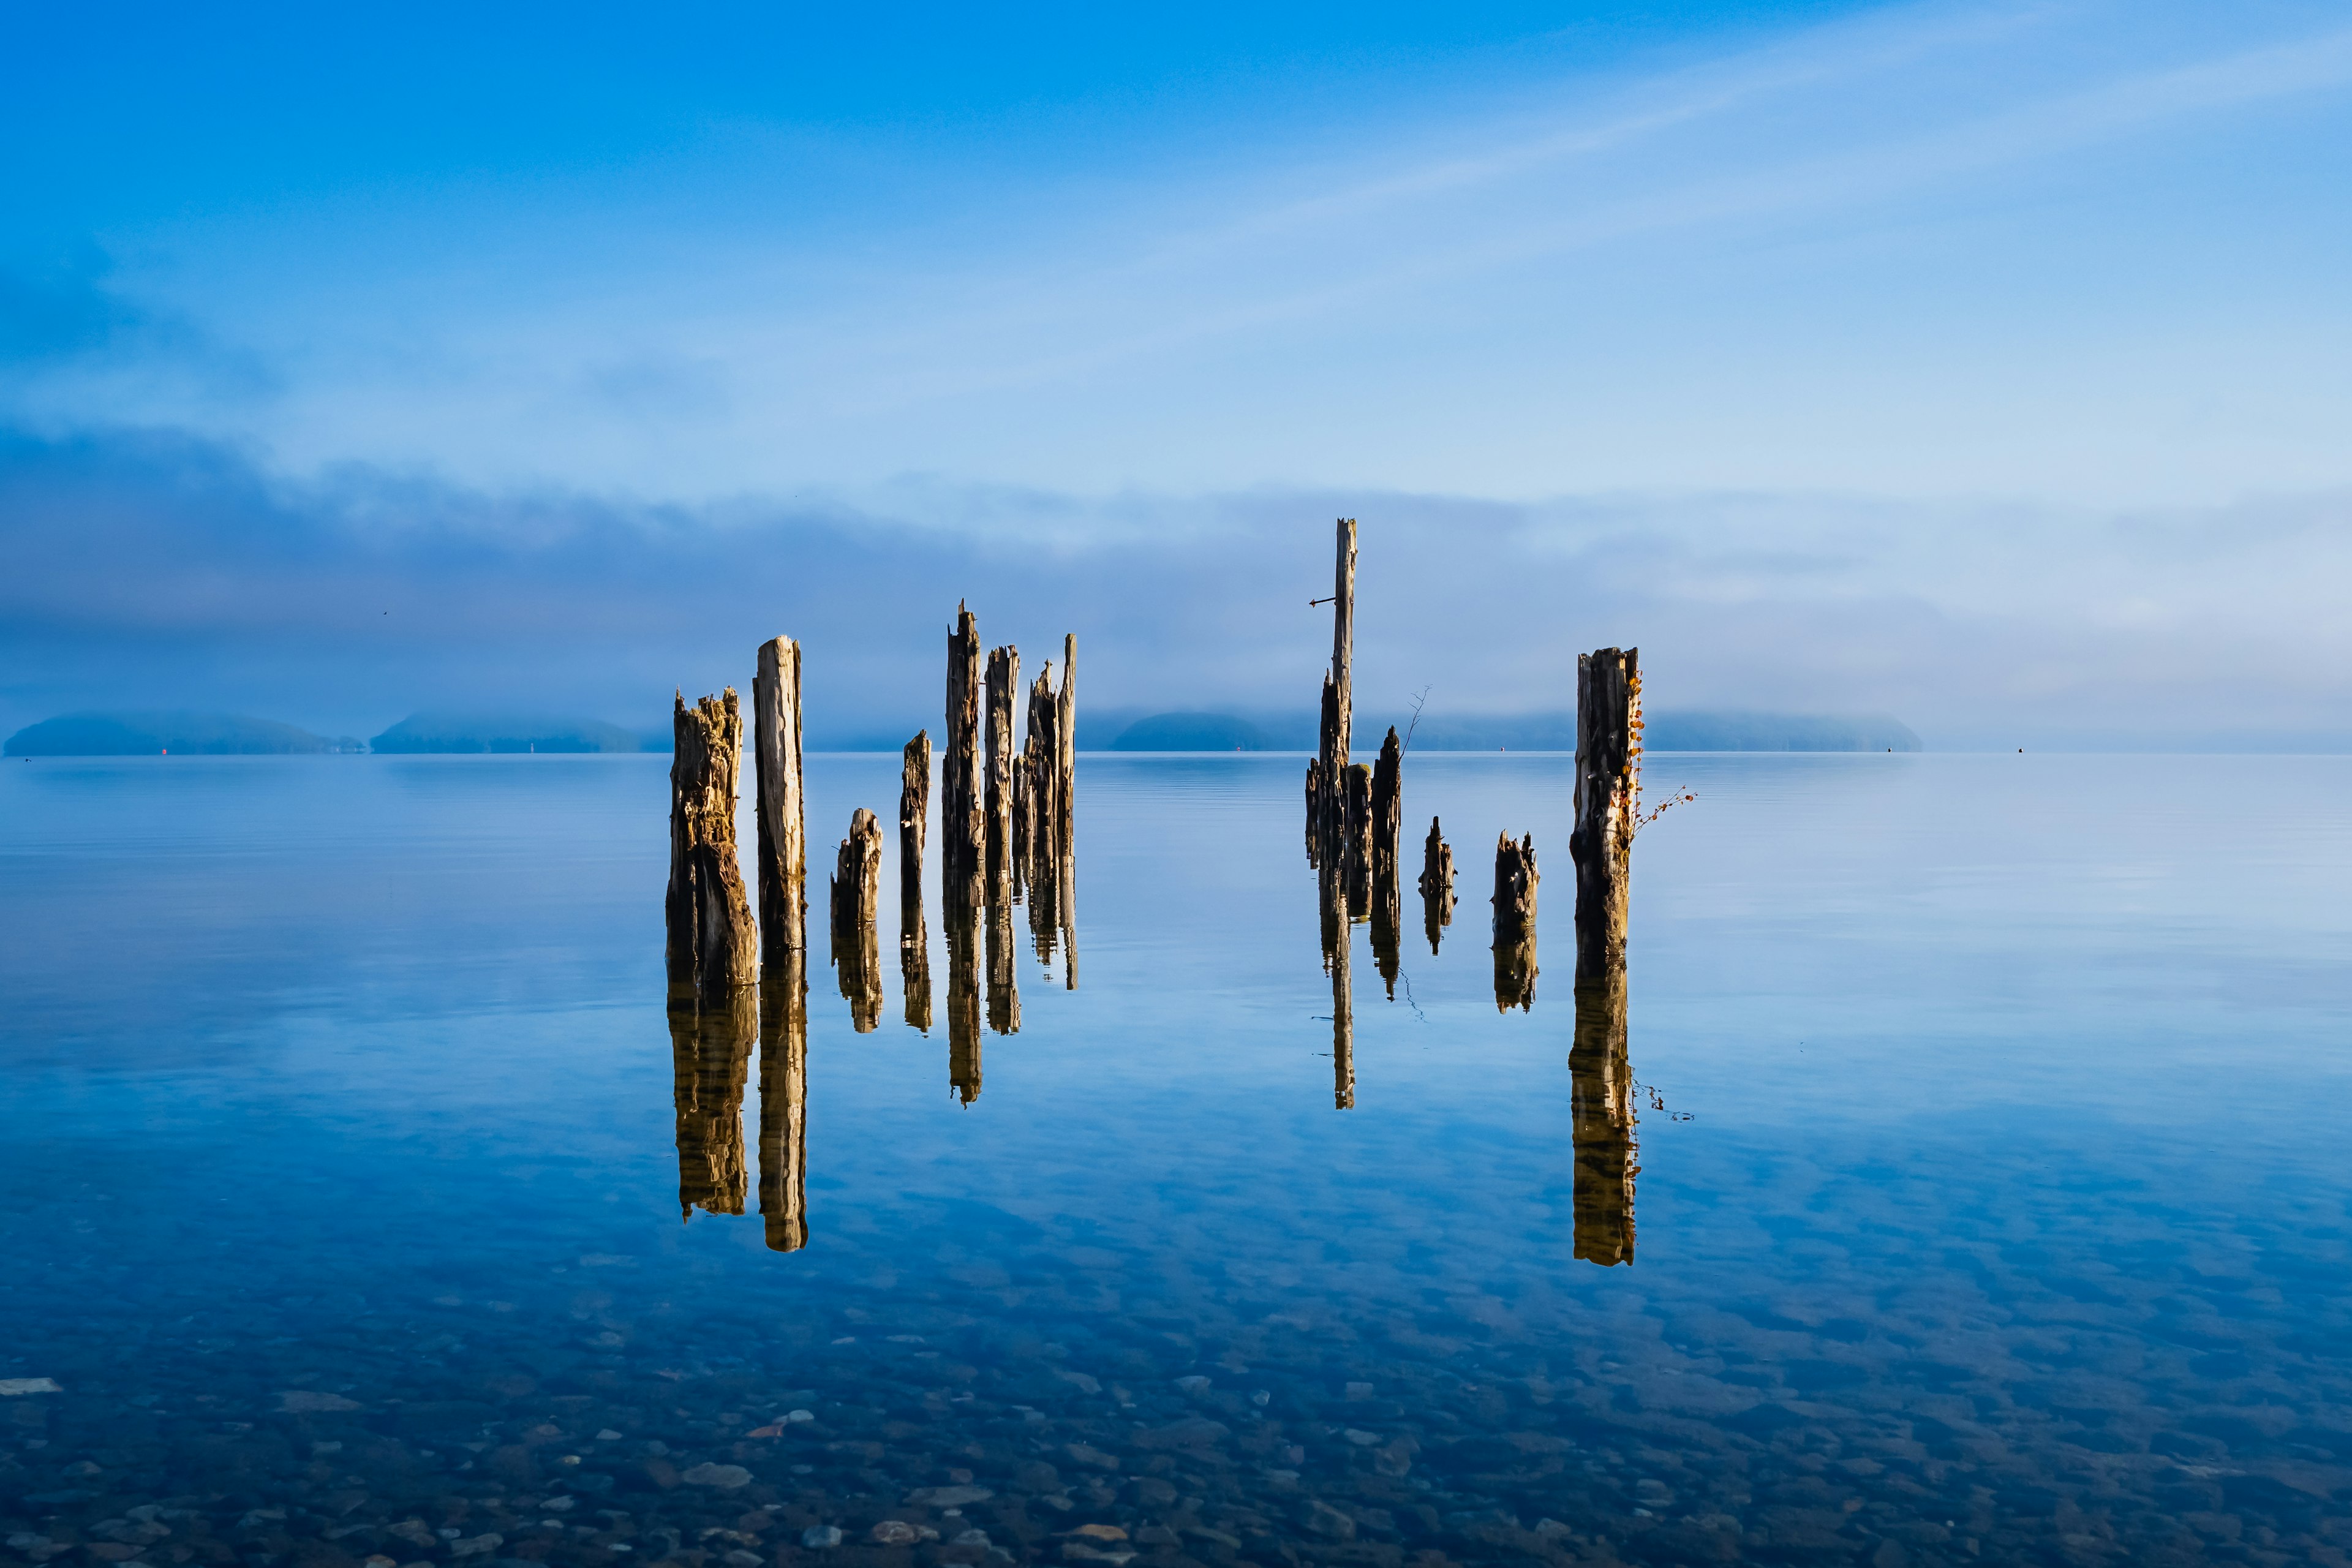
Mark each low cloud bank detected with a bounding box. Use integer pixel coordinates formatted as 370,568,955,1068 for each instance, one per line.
4,426,2348,752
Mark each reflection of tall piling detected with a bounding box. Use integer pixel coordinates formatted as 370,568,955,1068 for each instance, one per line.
1570,962,1637,1265
752,638,806,961
1057,844,1079,990
1420,816,1455,954
669,982,754,1220
830,809,883,1031
900,734,932,1033
946,907,982,1103
1492,833,1539,1011
756,954,809,1253
666,691,759,991
984,644,1019,898
943,606,986,914
1571,647,1640,979
986,884,1020,1035
1327,875,1355,1110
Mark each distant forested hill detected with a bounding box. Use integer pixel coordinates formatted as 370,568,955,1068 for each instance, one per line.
1075,707,1921,752
4,711,360,756
369,712,646,753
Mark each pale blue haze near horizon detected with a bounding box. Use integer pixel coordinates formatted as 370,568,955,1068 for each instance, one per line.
4,0,2351,747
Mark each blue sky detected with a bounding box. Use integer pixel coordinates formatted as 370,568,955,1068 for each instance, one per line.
4,0,2351,744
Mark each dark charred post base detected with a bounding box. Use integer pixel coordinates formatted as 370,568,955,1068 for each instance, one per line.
986,888,1020,1036
756,951,809,1253
1341,762,1374,920
984,644,1019,899
1303,758,1324,867
946,908,982,1103
1371,726,1402,878
830,809,884,1032
1492,832,1539,1012
1419,816,1455,954
667,690,760,993
944,605,986,915
669,982,753,1221
1570,963,1636,1266
752,637,805,963
1572,647,1640,980
1020,663,1058,892
900,733,933,1033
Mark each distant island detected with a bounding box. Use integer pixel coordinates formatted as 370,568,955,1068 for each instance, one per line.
369,712,648,753
4,711,363,756
1088,707,1921,752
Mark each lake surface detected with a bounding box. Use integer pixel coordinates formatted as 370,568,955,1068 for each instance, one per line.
3,752,2349,1568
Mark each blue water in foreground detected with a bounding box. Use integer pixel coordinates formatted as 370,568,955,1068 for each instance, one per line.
2,753,2348,1568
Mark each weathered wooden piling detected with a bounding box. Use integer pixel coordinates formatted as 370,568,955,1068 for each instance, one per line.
1492,832,1539,1011
1371,726,1402,880
943,606,986,907
1570,964,1636,1266
669,982,754,1220
1020,664,1058,873
984,644,1019,892
1571,647,1640,979
1420,816,1455,954
756,952,808,1253
830,808,883,1032
1303,756,1324,867
1341,761,1374,917
1321,521,1356,846
1055,633,1077,852
666,690,759,993
752,637,806,961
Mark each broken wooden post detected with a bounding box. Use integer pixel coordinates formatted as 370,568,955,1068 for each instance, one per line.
1311,519,1356,859
752,636,806,962
943,605,986,909
900,732,932,1035
669,982,753,1220
1492,832,1539,1011
1020,663,1058,879
1371,726,1402,882
1341,761,1374,918
829,807,883,1032
666,690,759,993
984,643,1019,894
1570,964,1636,1266
1054,633,1077,854
1419,816,1455,954
756,951,808,1253
1303,756,1324,867
1570,647,1640,979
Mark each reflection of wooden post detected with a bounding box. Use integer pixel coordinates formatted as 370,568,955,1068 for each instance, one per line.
1492,833,1539,1011
1572,647,1640,979
943,606,985,910
670,984,753,1219
1057,843,1079,991
830,809,883,1031
1419,816,1455,954
946,908,982,1103
666,690,759,992
984,644,1019,894
756,952,809,1253
752,637,806,960
1329,877,1355,1111
899,733,932,1035
986,885,1020,1036
1054,634,1077,853
1570,964,1637,1266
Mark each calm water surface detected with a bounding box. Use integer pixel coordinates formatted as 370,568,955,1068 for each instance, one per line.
2,753,2349,1568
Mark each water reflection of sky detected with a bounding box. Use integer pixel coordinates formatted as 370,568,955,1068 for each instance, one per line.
3,753,2348,1565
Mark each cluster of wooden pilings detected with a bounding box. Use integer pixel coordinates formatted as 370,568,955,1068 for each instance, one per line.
1298,519,1643,1263
664,614,1079,1226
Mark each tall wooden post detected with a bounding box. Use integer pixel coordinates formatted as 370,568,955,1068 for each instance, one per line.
830,808,883,1032
944,606,986,908
756,951,809,1253
1313,519,1356,859
667,690,759,993
1571,647,1640,978
752,637,805,961
1570,965,1636,1266
900,733,932,1035
1419,816,1455,954
984,644,1019,894
1054,633,1077,853
1492,832,1539,1011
